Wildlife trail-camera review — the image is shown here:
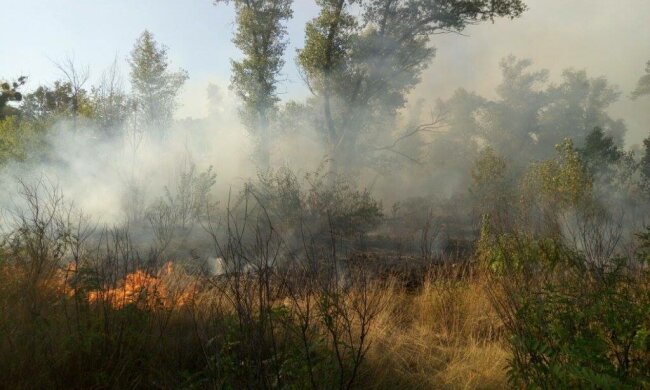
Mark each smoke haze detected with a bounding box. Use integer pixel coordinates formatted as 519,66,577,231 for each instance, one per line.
410,0,650,146
1,0,648,231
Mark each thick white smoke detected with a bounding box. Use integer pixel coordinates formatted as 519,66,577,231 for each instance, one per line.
0,84,252,225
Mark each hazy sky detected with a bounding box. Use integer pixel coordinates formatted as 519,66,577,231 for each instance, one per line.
1,0,649,144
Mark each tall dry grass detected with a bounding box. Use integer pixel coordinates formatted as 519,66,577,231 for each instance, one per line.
0,255,508,389
360,267,508,389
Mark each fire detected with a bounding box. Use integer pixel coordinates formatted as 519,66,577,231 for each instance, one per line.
1,259,199,310
85,262,197,310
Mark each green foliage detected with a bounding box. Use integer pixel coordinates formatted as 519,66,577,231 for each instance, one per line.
543,68,625,146
470,146,515,222
521,139,593,214
580,127,622,170
476,140,605,272
471,147,508,195
305,169,383,241
297,0,358,93
0,114,49,165
183,307,342,390
251,166,383,245
485,222,650,389
89,61,132,135
639,136,650,194
636,227,650,265
129,30,188,133
477,215,570,274
0,76,26,120
470,138,597,242
216,0,293,168
300,0,526,99
0,116,27,163
21,80,94,122
501,262,650,389
297,0,526,173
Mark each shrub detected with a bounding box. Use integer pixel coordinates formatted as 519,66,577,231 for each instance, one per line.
490,235,650,389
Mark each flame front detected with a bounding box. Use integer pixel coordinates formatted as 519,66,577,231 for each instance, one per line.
84,262,196,309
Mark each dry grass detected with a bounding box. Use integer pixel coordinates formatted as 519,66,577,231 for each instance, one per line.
0,255,509,389
360,270,508,389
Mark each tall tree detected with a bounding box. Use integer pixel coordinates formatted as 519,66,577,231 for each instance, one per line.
297,0,527,176
297,0,356,176
640,137,650,192
579,126,622,183
634,61,650,193
215,0,293,169
580,127,622,165
128,30,188,137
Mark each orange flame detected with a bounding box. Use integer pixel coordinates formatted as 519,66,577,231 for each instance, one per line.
85,262,196,309
1,260,198,310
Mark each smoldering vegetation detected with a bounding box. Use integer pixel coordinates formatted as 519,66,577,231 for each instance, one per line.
1,1,650,389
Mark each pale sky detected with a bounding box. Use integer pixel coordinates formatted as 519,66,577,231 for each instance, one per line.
1,0,649,144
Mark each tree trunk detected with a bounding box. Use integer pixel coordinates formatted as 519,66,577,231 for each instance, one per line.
257,110,271,171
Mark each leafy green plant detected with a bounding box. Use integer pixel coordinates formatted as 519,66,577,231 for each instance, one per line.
491,235,650,389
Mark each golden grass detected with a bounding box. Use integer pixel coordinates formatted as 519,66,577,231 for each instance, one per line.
0,259,509,389
361,272,508,389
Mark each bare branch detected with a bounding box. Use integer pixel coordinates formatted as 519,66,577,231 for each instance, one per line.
372,109,448,164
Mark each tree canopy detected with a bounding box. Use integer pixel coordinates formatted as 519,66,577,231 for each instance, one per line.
215,0,293,169
129,30,188,135
0,76,27,120
297,0,527,174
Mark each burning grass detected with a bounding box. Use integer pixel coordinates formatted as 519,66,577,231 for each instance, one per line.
85,262,198,309
0,256,506,389
0,179,509,389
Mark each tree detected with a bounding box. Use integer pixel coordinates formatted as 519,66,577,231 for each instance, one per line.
541,68,626,147
0,77,50,165
632,60,650,100
90,58,132,137
0,76,26,120
215,0,293,169
521,139,593,236
640,136,650,191
434,57,626,173
0,114,48,165
297,0,527,176
470,146,514,227
128,30,188,136
54,56,90,132
579,126,622,178
21,81,92,123
634,61,650,193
